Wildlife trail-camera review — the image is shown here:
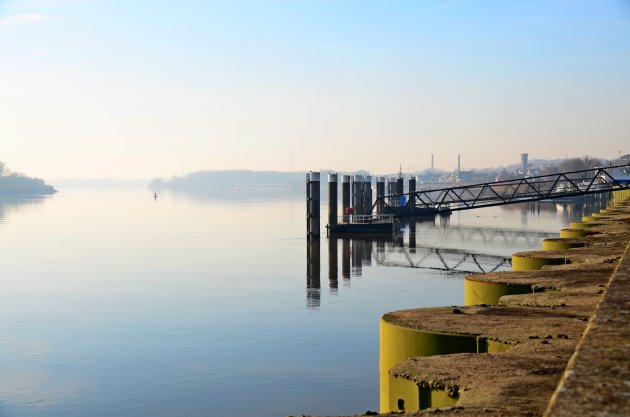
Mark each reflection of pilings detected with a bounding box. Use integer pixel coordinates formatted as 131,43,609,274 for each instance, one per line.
408,220,416,252
377,239,386,254
409,177,416,207
306,239,321,308
306,172,320,238
363,176,372,214
363,239,373,267
377,177,385,214
342,175,351,222
439,212,450,227
342,238,351,280
549,196,610,224
328,237,338,293
352,239,363,276
353,175,364,215
328,173,338,227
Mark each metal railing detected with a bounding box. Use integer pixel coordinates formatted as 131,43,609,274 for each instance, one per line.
343,213,394,224
372,163,630,214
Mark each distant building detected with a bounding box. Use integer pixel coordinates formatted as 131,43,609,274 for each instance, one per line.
521,153,528,172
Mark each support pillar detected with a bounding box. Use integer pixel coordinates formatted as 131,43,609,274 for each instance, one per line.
408,176,416,207
363,175,372,214
376,176,385,214
388,177,397,207
328,173,338,228
353,174,364,215
307,172,320,238
342,175,351,223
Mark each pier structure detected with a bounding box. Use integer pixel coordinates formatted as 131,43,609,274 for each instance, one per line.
376,177,385,214
363,176,372,215
342,175,351,222
352,174,364,215
317,164,630,237
373,163,630,217
306,171,320,238
387,177,397,207
328,173,338,228
322,172,395,235
408,176,416,207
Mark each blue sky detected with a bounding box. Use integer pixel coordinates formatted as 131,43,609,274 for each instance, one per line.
1,0,629,179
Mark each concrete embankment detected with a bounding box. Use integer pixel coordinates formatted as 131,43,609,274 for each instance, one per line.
303,189,630,417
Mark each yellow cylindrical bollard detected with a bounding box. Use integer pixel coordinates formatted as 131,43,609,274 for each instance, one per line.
464,277,532,305
542,238,586,251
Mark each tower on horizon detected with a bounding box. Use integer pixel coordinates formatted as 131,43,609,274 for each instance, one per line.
521,153,528,173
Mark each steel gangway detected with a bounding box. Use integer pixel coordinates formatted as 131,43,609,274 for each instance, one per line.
373,163,630,214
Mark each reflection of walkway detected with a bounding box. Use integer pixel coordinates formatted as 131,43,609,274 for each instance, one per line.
305,235,513,309
375,246,511,274
430,225,557,247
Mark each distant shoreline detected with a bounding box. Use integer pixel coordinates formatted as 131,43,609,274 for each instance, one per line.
0,175,57,196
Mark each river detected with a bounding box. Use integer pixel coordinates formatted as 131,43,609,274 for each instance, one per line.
0,187,607,416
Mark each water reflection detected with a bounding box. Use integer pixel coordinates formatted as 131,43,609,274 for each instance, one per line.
328,238,338,294
0,196,48,225
499,195,610,224
306,196,611,308
0,188,612,417
320,230,513,284
307,239,321,309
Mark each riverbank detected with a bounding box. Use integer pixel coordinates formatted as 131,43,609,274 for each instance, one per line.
306,190,630,417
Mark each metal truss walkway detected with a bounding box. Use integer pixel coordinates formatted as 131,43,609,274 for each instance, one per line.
376,163,630,214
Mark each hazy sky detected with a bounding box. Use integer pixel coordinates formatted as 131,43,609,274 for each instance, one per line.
1,0,629,179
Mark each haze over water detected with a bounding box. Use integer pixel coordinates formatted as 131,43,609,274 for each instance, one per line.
0,187,605,416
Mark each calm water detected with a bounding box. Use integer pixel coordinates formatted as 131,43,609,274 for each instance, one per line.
0,188,606,417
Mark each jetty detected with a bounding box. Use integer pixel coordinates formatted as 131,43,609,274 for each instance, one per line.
306,164,630,237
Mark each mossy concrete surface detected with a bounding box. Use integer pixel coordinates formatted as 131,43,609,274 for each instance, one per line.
544,240,630,417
